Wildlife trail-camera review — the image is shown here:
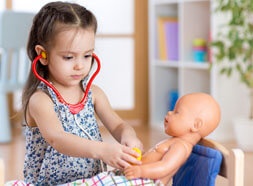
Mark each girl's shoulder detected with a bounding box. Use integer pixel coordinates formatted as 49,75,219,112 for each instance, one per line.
91,84,107,97
91,84,103,94
90,84,108,105
29,90,55,113
26,90,54,127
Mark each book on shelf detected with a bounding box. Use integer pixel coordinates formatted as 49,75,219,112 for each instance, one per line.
157,17,167,60
157,17,179,61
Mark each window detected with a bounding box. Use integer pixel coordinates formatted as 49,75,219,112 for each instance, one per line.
0,1,5,10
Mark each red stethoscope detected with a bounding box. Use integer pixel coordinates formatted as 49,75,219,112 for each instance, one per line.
32,52,101,115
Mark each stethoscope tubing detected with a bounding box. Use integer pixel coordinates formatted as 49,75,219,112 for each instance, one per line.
32,53,101,114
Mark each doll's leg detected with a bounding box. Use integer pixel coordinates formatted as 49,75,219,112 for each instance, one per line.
159,175,172,186
159,169,178,186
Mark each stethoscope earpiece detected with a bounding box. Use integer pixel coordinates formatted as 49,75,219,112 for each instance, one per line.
41,51,47,59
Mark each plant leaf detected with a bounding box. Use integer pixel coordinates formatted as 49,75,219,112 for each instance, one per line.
236,63,242,72
220,67,227,74
227,67,233,77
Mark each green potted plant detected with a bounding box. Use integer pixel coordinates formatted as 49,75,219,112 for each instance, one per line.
211,0,253,151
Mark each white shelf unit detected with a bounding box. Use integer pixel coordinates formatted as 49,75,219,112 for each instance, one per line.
148,0,215,128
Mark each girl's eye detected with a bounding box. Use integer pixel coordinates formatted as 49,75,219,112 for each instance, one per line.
84,54,92,58
63,56,73,60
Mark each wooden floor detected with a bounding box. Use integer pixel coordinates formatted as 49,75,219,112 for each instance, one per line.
1,123,253,185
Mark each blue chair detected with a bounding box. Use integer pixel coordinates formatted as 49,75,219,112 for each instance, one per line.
173,139,244,186
0,11,34,142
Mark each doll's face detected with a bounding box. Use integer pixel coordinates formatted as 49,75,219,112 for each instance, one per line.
164,93,221,138
164,96,196,137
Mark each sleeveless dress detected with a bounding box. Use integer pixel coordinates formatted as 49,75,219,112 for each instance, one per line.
23,79,106,185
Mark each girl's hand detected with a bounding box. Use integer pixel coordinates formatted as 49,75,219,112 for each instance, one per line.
99,142,142,170
121,136,144,153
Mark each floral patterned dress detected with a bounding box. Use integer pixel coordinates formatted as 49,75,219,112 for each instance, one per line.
23,79,106,185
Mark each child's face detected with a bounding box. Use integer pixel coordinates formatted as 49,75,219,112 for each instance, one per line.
47,27,95,88
164,97,196,137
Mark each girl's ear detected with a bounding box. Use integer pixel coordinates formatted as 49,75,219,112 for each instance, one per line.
35,45,48,65
191,118,203,133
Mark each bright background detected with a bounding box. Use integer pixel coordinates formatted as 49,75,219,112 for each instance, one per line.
0,0,251,142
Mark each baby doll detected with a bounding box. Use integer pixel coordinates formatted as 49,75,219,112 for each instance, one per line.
124,93,221,185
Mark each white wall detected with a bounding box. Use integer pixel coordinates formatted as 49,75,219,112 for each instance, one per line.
208,2,250,142
0,0,5,10
12,0,134,34
209,66,250,142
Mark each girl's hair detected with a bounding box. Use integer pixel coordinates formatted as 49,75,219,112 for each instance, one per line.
22,1,97,121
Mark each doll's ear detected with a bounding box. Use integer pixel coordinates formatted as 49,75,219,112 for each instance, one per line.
191,118,203,133
35,45,48,65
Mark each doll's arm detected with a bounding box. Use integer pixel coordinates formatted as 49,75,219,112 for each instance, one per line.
125,142,189,179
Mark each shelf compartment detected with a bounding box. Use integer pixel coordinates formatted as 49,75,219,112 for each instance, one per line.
154,60,210,69
152,67,178,124
149,0,214,129
181,1,210,62
154,0,181,5
155,60,180,68
155,3,179,61
155,3,178,17
183,0,210,3
181,68,210,95
182,61,210,70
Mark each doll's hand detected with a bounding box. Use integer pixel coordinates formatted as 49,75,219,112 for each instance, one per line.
124,165,142,179
99,142,142,170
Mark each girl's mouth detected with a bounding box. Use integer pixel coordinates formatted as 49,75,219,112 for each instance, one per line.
71,75,83,80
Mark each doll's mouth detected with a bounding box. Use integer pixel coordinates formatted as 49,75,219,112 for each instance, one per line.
164,117,168,123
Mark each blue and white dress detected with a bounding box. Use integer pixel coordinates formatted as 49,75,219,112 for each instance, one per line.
23,79,106,185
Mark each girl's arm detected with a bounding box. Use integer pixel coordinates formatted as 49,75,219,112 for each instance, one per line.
92,85,143,151
28,90,141,169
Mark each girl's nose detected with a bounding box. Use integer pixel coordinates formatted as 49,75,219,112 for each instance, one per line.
74,61,83,70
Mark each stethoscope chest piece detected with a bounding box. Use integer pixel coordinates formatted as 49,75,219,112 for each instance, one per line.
67,100,86,115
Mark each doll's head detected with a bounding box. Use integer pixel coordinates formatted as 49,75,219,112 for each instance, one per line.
164,93,221,138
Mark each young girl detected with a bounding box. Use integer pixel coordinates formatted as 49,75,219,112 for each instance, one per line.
22,1,143,185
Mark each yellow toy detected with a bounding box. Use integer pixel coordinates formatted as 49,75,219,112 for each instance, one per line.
41,51,47,59
132,147,141,161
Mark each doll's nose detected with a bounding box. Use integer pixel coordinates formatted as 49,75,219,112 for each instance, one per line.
167,111,173,115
